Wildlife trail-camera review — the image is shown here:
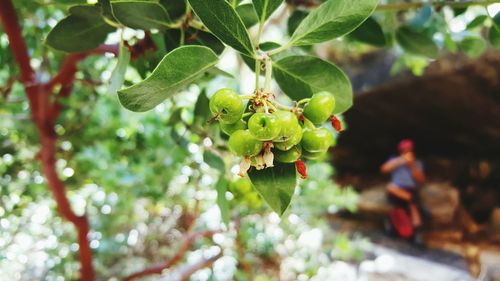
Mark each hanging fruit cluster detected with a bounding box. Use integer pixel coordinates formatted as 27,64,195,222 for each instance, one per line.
209,88,343,178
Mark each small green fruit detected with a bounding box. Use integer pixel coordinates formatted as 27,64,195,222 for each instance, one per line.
230,178,253,194
228,130,263,157
274,125,302,151
275,145,302,163
274,111,299,142
301,128,335,152
303,92,336,125
244,192,262,208
209,88,244,124
220,119,246,135
302,149,327,160
248,112,281,141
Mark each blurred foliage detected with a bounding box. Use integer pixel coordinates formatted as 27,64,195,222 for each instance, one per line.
1,0,499,280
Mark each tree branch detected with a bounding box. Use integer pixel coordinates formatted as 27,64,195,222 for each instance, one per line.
0,0,35,83
160,251,223,281
39,133,95,281
0,0,40,118
0,2,120,281
376,0,498,12
123,230,220,281
288,0,498,11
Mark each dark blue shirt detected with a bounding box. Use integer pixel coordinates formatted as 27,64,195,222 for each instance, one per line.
389,156,423,189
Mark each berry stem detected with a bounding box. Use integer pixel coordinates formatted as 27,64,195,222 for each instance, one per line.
242,112,253,118
303,118,316,130
240,95,254,100
263,100,270,114
273,101,293,111
264,56,272,92
297,98,311,106
266,100,277,111
255,59,261,91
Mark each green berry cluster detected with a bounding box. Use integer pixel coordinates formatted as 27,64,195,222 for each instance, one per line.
229,178,262,208
209,88,341,177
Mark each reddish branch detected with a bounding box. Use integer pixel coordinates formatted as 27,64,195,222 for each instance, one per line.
235,218,253,279
0,1,117,280
161,251,224,281
123,230,220,281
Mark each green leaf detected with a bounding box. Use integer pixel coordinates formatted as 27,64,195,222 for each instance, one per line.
407,5,432,29
460,37,486,58
188,0,255,56
236,3,259,28
194,89,211,123
207,67,235,78
395,26,439,58
248,163,297,215
289,0,378,46
444,33,457,53
167,108,183,126
118,46,218,112
348,16,385,47
252,0,283,22
46,5,114,52
273,56,353,114
164,28,225,54
203,151,225,173
215,177,230,225
159,0,186,20
109,44,131,94
466,15,488,30
493,12,500,26
490,26,500,48
111,1,171,30
287,10,308,37
98,0,116,21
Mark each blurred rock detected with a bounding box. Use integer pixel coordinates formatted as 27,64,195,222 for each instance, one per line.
419,182,459,226
490,208,500,242
479,251,500,281
357,185,391,217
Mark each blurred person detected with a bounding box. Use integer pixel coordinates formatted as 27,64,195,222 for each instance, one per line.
381,139,426,229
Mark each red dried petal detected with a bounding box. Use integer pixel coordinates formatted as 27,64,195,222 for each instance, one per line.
330,115,342,132
295,160,307,179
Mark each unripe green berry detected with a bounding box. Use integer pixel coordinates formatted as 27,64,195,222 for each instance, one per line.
301,128,335,153
275,145,302,163
230,178,253,194
274,124,303,151
228,130,263,157
274,111,299,142
220,119,247,135
209,88,244,124
302,149,327,160
248,112,281,141
303,92,336,125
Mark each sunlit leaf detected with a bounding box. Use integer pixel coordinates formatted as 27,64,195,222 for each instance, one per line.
111,1,171,30
215,177,230,225
348,16,385,47
118,46,218,112
248,163,297,215
289,0,378,46
460,37,487,58
46,5,114,52
189,0,255,56
236,3,259,28
273,56,353,114
396,26,439,58
109,44,130,94
252,0,283,22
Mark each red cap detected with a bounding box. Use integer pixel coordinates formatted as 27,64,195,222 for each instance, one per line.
398,139,414,152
